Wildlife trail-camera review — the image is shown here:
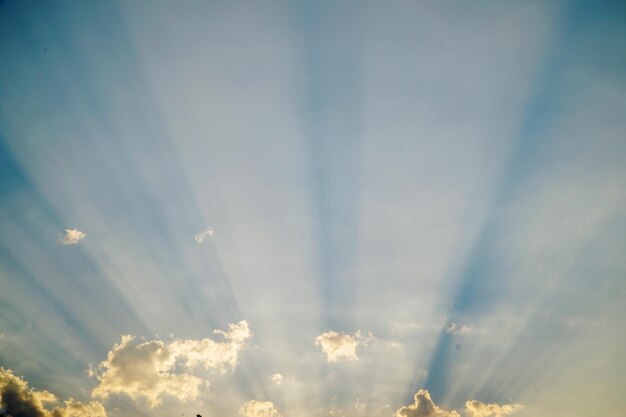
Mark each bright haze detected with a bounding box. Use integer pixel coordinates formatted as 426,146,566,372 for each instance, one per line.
1,1,625,417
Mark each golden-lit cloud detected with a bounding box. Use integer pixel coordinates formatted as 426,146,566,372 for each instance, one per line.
395,389,460,417
90,321,250,408
0,367,106,417
239,400,281,417
395,390,523,417
55,400,109,417
314,331,359,362
60,229,86,245
464,400,524,417
314,330,374,362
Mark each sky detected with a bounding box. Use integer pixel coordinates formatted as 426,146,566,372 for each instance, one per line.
0,1,625,417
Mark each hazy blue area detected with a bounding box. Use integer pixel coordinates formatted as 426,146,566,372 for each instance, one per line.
1,1,625,417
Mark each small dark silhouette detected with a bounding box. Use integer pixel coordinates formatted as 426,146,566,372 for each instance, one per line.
197,414,202,417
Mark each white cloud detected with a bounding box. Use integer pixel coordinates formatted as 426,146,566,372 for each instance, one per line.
60,229,86,245
464,400,523,417
0,367,107,417
395,389,460,417
239,400,281,417
445,322,472,335
269,373,283,386
91,321,251,408
314,331,359,362
194,228,214,243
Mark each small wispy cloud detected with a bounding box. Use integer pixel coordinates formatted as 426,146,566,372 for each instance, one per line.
390,320,425,336
60,229,86,245
239,400,281,417
445,322,472,335
269,373,283,386
194,228,214,243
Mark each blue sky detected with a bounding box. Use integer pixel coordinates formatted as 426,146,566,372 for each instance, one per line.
1,1,625,417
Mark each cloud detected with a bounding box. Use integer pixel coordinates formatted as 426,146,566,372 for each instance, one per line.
395,389,460,417
0,367,106,417
314,330,378,362
91,321,251,408
396,390,523,417
269,374,283,386
314,331,358,362
445,322,472,335
464,400,523,417
390,321,425,336
194,228,214,243
314,330,376,362
239,400,281,417
60,229,86,245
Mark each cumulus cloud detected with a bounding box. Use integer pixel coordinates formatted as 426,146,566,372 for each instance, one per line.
464,400,523,417
395,389,460,417
91,321,251,408
314,331,356,362
0,367,106,417
445,322,472,335
60,229,86,245
269,374,283,386
194,228,213,243
396,390,523,417
239,400,281,417
314,330,375,362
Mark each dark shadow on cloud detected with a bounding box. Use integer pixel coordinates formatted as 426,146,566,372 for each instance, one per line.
0,368,106,417
0,368,51,417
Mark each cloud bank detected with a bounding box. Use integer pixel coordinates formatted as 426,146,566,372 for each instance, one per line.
90,321,250,408
0,367,106,417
